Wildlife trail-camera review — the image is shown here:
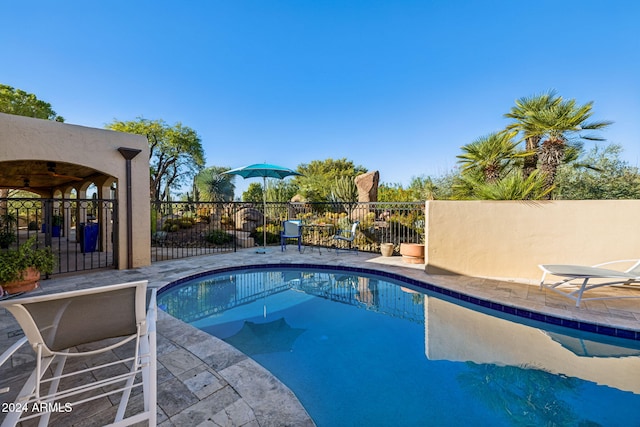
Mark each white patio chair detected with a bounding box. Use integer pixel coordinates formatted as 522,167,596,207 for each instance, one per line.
332,221,360,254
539,259,640,307
0,280,157,426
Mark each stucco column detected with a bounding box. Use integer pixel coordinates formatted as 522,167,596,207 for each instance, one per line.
118,147,142,269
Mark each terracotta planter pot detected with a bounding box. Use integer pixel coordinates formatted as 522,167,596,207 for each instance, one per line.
400,243,424,264
1,267,41,295
380,243,394,257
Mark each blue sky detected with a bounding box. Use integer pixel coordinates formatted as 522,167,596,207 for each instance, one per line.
2,1,639,196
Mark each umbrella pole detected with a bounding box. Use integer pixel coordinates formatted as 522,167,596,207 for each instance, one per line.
258,176,267,254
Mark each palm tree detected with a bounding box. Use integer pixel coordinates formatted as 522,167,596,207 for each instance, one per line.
452,169,551,200
505,92,612,195
457,131,525,183
531,98,612,193
472,170,552,200
504,91,561,178
194,166,236,202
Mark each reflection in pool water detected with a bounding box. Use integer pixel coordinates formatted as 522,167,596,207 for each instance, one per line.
158,268,640,426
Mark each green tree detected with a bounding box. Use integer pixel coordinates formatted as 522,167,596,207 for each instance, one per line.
0,84,64,122
459,92,613,200
195,166,236,202
242,180,298,203
532,98,612,193
378,174,456,202
242,182,263,203
106,118,205,200
505,92,612,195
464,170,552,200
554,144,640,199
379,177,441,201
457,131,525,183
378,183,414,202
453,130,552,200
407,176,438,200
265,179,298,203
293,158,367,202
504,91,559,178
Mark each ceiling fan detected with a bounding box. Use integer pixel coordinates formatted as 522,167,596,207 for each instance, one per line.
38,162,83,181
11,178,35,191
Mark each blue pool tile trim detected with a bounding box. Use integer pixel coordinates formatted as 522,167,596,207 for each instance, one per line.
158,263,640,341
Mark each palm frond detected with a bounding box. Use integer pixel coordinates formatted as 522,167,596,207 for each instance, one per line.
472,170,553,200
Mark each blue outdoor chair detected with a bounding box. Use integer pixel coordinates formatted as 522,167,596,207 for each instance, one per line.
281,220,302,252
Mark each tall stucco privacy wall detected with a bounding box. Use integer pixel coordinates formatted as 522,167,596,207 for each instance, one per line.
0,113,150,269
424,200,640,282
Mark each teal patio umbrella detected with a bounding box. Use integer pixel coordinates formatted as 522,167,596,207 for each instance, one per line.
224,163,302,253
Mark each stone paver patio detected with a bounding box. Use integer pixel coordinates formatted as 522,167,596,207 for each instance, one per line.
1,246,639,426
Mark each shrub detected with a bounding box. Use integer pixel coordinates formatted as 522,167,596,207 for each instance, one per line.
179,218,194,229
0,236,55,283
161,217,195,232
161,219,174,232
205,230,233,245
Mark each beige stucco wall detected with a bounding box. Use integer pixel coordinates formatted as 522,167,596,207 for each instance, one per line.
424,200,640,281
0,113,150,269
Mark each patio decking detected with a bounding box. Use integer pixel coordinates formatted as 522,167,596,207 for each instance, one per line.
2,247,639,426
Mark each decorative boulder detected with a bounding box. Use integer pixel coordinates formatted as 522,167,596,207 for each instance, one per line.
355,171,379,202
234,208,263,232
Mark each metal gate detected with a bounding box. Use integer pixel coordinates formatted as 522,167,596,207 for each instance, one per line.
0,198,118,275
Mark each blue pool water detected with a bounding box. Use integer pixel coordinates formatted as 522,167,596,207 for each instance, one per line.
158,267,640,427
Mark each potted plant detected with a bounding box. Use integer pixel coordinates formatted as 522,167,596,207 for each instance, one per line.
52,214,63,237
0,236,56,295
380,243,394,257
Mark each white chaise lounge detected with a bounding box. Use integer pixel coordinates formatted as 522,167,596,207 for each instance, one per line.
539,259,640,307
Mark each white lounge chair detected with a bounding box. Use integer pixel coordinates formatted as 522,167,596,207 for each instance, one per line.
0,280,157,426
539,259,640,307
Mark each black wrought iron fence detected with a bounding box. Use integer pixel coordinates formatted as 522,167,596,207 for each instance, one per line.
151,200,424,261
0,198,117,275
151,201,238,262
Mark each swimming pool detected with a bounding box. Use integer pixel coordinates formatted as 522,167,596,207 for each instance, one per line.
158,266,640,426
